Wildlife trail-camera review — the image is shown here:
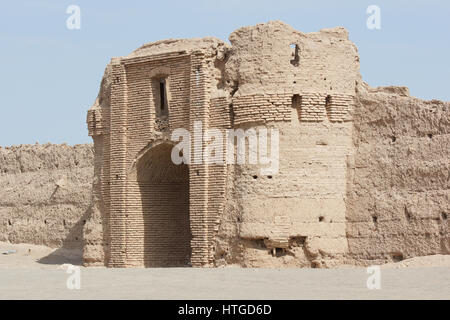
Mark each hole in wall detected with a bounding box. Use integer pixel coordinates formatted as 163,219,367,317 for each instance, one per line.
115,174,119,180
291,94,302,108
290,44,300,66
291,94,302,122
319,216,325,222
8,219,12,226
246,238,266,250
153,77,169,120
229,103,235,126
231,81,239,96
289,236,306,248
391,136,397,142
427,133,433,139
267,175,272,179
442,212,448,220
159,78,167,111
372,215,378,224
269,247,287,257
325,95,332,121
404,207,412,221
392,253,404,262
252,175,258,179
274,247,284,256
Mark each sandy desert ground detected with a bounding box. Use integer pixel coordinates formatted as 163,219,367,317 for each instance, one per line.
0,242,449,300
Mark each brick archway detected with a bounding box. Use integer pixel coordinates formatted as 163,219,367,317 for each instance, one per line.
133,143,191,267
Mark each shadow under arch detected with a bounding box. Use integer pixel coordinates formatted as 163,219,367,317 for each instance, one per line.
131,142,191,267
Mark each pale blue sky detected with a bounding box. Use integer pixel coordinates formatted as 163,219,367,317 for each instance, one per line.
0,1,449,146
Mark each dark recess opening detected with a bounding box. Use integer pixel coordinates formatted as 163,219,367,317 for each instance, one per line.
290,44,300,66
292,94,301,108
392,253,404,262
159,79,166,111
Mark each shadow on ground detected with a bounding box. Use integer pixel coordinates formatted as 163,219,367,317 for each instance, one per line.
37,210,89,266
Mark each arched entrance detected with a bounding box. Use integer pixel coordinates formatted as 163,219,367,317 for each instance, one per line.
136,143,191,267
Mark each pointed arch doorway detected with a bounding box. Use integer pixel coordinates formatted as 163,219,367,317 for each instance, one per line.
134,143,191,267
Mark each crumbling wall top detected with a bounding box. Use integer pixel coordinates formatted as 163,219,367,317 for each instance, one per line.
126,37,227,59
223,20,360,96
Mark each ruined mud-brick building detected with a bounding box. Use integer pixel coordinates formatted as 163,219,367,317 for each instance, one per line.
83,21,449,268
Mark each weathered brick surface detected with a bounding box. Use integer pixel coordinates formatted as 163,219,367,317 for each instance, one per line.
80,21,448,268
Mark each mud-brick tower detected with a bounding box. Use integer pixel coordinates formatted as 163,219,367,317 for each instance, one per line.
84,21,360,268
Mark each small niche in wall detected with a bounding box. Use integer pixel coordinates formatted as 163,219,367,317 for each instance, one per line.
292,94,302,108
289,236,306,248
291,94,302,122
391,253,404,262
325,95,332,121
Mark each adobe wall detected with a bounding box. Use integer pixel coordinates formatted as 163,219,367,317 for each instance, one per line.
2,21,447,269
82,20,448,268
0,144,93,254
84,21,361,268
346,85,450,265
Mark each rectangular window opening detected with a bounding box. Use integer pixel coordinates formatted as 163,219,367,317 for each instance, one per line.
159,79,166,111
